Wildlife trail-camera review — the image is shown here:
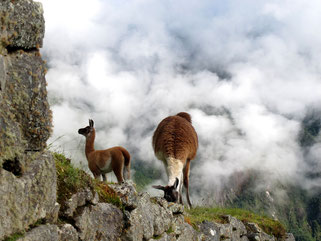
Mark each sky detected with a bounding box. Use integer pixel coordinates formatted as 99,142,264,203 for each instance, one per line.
38,0,321,202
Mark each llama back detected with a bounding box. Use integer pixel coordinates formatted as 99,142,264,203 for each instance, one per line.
153,113,198,161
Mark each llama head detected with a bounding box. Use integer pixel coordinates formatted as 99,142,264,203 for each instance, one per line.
153,178,179,203
78,119,94,137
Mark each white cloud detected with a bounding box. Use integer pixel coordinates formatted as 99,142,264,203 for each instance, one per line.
38,0,321,195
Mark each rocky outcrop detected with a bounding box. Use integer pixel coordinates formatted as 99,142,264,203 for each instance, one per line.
0,0,45,50
0,0,51,165
51,181,282,241
75,203,124,241
0,0,54,240
0,152,57,239
17,224,60,241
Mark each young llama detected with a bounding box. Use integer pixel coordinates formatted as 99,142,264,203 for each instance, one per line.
78,119,131,183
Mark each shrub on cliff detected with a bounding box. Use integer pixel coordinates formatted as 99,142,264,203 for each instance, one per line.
54,152,123,211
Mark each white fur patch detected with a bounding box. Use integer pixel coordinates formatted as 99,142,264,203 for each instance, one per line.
100,157,112,173
166,157,184,189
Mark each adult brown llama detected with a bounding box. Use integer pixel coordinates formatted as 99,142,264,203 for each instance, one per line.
152,112,198,208
78,119,131,183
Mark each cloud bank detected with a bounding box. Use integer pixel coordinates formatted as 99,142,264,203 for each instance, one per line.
38,0,321,197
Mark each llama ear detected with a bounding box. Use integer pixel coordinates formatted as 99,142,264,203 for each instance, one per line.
89,119,94,127
152,185,165,191
173,178,179,189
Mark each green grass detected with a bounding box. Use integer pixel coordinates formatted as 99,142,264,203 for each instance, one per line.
3,233,24,241
186,206,286,240
54,152,123,210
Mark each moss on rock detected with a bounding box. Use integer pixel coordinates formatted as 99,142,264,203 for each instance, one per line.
54,152,123,212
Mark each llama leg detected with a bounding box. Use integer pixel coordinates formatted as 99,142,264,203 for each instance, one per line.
102,173,107,183
93,173,101,181
179,172,184,205
124,163,131,180
184,159,192,209
112,159,124,184
114,170,124,183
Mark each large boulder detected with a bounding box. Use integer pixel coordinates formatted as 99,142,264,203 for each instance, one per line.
17,224,60,241
0,0,51,166
62,188,99,218
0,152,57,240
0,2,53,238
58,224,79,241
0,0,45,50
74,203,124,241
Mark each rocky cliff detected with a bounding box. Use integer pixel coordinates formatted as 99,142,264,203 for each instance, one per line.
0,0,55,239
0,1,294,241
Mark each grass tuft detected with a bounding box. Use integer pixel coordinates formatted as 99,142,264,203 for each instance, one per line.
54,152,123,210
3,233,24,241
186,206,286,240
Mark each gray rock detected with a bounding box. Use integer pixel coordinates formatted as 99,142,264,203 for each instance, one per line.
213,215,247,241
149,233,176,241
4,50,52,151
0,50,51,162
46,202,60,223
0,0,45,50
0,53,26,164
122,192,155,241
122,192,180,241
246,223,275,241
153,196,184,214
285,233,295,241
246,223,262,233
75,203,124,241
199,221,220,241
247,233,261,241
151,199,173,236
110,180,139,209
176,223,200,241
259,232,275,241
171,215,185,236
0,152,57,240
63,188,95,218
17,224,59,241
58,224,79,241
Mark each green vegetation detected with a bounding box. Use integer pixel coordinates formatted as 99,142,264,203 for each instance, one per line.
222,178,321,241
54,152,123,210
3,233,24,241
186,207,286,239
166,226,174,234
132,161,162,191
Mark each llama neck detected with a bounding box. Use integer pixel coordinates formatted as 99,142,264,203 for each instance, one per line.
85,130,95,158
166,157,184,189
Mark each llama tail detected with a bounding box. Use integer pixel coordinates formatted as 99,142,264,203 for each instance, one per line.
119,147,131,180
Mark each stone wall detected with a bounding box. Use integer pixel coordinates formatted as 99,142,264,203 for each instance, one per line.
0,0,54,240
0,0,51,164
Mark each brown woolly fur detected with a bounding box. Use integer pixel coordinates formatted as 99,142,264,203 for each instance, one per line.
78,119,131,184
176,112,192,123
153,112,198,161
152,112,198,208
